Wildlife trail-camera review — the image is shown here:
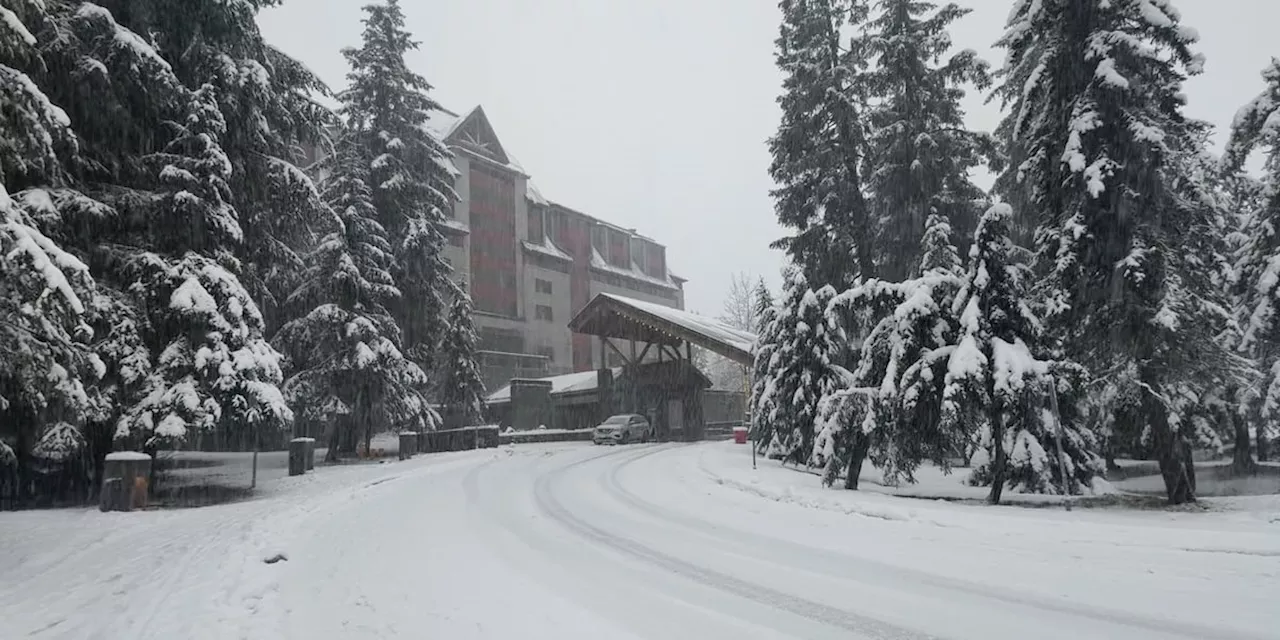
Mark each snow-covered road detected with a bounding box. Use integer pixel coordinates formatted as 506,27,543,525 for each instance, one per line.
3,442,1277,639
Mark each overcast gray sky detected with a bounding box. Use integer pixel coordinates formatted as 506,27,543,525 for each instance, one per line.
257,0,1278,318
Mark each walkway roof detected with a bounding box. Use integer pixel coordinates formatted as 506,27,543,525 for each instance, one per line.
568,293,756,366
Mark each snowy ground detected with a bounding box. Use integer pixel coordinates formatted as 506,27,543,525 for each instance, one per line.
1,442,1277,639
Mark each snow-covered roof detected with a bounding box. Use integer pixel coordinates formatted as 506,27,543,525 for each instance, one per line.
569,293,757,365
590,247,680,291
527,180,548,206
439,218,470,234
487,368,621,405
521,236,572,262
423,107,465,140
602,294,756,355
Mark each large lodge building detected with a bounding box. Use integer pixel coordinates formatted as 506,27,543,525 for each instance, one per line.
315,106,688,392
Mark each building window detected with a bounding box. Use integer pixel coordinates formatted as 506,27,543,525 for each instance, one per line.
528,207,544,244
608,229,630,268
546,210,562,244
479,327,524,354
535,304,554,322
631,239,646,273
535,278,553,295
591,224,608,256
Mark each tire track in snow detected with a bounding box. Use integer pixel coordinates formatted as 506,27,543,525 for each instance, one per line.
531,449,931,640
601,445,1270,640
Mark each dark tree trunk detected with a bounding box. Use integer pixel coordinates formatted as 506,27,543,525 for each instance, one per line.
1145,393,1195,505
15,427,31,508
325,422,341,463
85,421,113,500
987,413,1007,505
1105,451,1120,475
843,435,871,490
1258,427,1270,462
1231,412,1256,475
1183,441,1197,496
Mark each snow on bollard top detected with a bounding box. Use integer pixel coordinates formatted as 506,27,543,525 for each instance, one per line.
105,451,152,461
732,426,749,432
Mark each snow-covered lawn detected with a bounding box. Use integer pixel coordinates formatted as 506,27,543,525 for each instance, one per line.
2,441,1276,639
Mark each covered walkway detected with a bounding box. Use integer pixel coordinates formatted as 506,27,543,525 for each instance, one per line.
568,293,756,440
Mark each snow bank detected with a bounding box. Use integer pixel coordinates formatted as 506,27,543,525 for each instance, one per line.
105,451,152,461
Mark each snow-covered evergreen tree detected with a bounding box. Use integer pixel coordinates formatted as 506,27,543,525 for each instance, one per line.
769,0,876,287
992,0,1237,504
942,204,1103,502
0,2,109,497
1227,58,1280,466
276,131,435,460
6,3,295,452
437,288,487,428
859,0,992,280
749,277,780,449
818,212,965,489
0,183,101,473
752,268,846,465
338,0,457,382
114,253,291,450
92,0,336,332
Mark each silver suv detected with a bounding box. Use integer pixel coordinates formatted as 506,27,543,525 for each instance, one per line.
592,414,651,445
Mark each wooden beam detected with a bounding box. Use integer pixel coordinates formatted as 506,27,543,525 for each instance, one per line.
636,341,653,364
604,338,630,365
660,344,680,361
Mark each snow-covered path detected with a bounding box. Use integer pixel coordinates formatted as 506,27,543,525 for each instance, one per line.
3,442,1278,639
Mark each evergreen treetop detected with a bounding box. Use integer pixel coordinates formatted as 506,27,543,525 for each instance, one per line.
860,0,992,280
769,0,876,287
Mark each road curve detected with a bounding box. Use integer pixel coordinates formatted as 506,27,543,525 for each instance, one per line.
277,443,1278,640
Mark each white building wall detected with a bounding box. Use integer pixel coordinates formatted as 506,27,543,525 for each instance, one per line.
521,262,574,374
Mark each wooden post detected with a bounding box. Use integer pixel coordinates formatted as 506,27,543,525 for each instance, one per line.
251,421,260,490
1045,377,1074,511
298,437,316,470
288,438,308,476
399,432,418,460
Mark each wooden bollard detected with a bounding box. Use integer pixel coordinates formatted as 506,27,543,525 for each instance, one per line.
399,431,418,460
298,437,316,470
288,438,308,476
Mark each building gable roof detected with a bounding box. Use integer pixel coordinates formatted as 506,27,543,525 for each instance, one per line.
569,293,757,366
451,106,511,165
